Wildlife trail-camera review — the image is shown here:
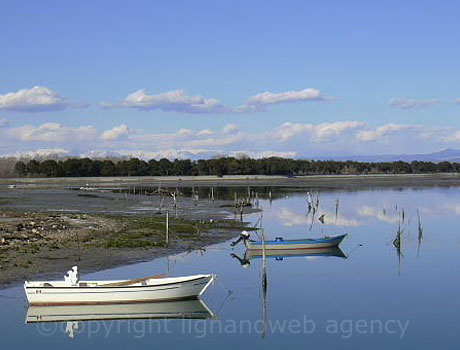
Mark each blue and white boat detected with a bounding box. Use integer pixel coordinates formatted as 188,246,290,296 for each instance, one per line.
238,231,347,251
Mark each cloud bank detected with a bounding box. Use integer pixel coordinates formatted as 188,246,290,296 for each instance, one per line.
2,120,460,160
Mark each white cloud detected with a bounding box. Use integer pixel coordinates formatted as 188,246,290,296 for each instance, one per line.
196,129,214,136
237,88,327,112
356,124,414,142
133,128,195,144
0,86,86,112
276,121,365,142
8,123,97,143
389,97,439,110
101,124,131,141
102,89,226,114
456,98,460,104
177,128,194,138
222,123,239,134
187,134,244,148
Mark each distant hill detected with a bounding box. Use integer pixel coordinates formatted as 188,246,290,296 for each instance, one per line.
319,149,460,163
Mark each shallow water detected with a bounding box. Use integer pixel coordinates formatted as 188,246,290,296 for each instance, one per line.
1,186,460,349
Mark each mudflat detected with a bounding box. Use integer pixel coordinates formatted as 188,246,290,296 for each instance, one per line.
2,173,460,189
0,183,257,288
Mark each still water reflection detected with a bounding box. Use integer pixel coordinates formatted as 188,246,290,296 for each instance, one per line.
1,187,460,349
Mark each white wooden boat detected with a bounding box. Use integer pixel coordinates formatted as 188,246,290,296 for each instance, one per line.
24,267,215,306
234,231,347,251
26,299,215,323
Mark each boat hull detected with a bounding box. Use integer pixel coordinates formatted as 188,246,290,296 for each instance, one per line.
25,274,214,306
246,234,347,251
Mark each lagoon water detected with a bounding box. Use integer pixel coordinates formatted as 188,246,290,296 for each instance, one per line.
1,186,460,349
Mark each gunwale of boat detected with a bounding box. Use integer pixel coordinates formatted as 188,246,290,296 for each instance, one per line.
24,274,210,289
248,234,347,246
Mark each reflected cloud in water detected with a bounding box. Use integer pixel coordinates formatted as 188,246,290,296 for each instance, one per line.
357,205,400,224
277,208,361,227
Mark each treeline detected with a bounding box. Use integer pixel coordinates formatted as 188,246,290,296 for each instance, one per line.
12,157,460,178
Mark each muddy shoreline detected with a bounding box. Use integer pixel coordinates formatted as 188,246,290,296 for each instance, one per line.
0,186,258,288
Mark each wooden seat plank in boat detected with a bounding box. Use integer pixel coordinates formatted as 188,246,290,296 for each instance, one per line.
100,275,167,287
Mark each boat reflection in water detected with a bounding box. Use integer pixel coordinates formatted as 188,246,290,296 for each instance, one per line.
26,299,215,338
231,246,347,267
26,299,215,323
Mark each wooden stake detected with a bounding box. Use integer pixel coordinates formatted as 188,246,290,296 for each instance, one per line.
166,210,169,246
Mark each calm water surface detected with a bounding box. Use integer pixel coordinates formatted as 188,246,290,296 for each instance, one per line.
1,187,460,349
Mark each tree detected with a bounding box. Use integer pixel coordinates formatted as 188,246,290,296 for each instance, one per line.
40,160,60,177
14,161,27,176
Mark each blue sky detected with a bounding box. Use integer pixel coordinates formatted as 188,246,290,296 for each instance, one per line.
0,0,459,159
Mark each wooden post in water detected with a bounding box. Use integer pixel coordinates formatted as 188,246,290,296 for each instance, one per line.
165,210,169,246
261,213,268,339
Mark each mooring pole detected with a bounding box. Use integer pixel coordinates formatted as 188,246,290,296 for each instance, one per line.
166,210,169,246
